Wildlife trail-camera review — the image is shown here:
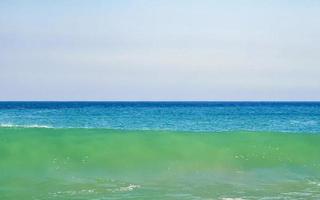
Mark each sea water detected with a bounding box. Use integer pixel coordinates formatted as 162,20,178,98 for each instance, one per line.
0,102,320,199
1,102,320,132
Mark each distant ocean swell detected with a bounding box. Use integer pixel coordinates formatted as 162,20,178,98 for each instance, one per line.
1,102,320,133
1,128,320,199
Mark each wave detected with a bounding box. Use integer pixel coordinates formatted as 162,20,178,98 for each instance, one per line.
1,124,320,135
290,120,318,126
0,123,52,128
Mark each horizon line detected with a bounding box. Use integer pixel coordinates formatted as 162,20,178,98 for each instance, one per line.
1,100,320,103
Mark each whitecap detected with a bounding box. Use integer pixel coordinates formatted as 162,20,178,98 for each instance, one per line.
308,180,320,187
118,184,141,192
0,123,52,128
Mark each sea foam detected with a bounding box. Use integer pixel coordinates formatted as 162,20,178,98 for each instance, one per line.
0,123,52,128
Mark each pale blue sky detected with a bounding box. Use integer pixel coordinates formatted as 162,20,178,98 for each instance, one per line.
1,0,320,101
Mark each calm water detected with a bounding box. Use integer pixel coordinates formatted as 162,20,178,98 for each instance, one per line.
1,102,320,199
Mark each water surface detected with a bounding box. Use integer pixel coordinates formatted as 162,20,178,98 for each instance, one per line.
0,102,320,199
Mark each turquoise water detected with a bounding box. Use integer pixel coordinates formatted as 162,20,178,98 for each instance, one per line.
1,128,320,200
0,102,320,199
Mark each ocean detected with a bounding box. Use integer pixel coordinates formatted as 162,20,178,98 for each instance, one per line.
0,102,320,199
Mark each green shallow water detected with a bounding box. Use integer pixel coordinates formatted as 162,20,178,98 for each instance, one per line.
1,128,320,199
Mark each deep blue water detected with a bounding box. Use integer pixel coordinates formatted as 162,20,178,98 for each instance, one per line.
0,101,320,132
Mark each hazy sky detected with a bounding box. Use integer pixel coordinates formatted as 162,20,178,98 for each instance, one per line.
1,0,320,101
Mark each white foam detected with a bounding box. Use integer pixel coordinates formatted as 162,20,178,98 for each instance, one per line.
308,180,320,187
0,123,52,128
118,184,141,192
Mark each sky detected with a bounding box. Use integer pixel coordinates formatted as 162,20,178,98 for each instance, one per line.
1,0,320,101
